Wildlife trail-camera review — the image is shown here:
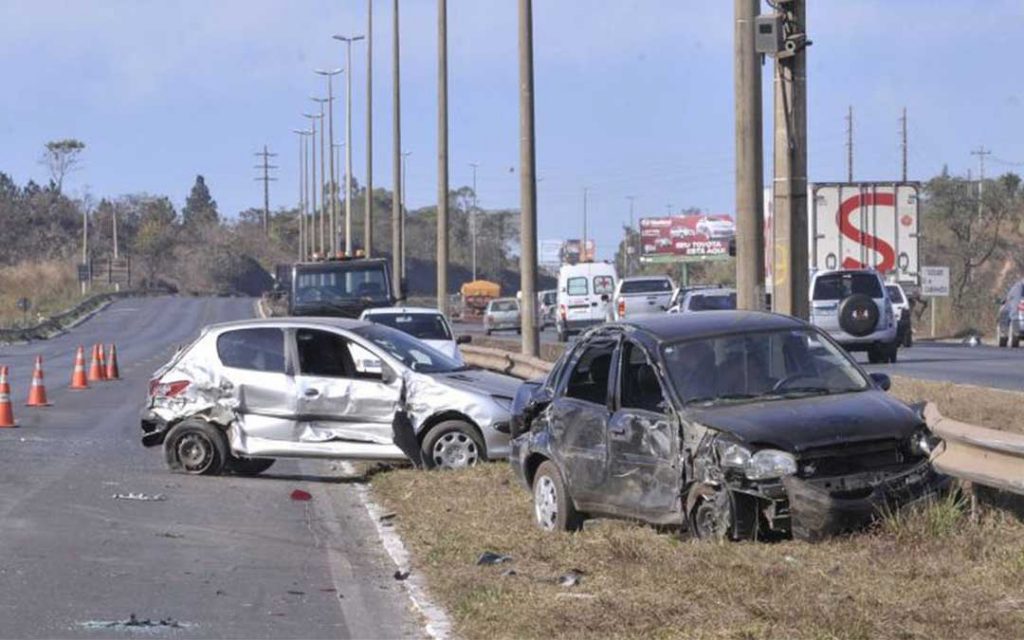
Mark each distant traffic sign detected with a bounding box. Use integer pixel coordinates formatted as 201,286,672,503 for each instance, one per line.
920,266,950,297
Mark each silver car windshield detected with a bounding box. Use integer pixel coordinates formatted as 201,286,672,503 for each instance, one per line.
662,328,869,407
352,324,463,373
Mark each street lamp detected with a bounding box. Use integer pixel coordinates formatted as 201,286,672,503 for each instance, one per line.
315,69,343,254
333,34,366,255
292,128,313,260
311,97,329,255
302,112,323,256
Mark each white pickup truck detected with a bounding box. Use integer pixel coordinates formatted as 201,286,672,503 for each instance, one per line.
613,276,676,320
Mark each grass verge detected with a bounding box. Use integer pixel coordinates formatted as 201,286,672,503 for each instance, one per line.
0,261,83,328
890,375,1024,434
373,464,1024,640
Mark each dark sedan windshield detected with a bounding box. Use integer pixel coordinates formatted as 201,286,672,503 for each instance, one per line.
662,328,869,407
351,324,463,373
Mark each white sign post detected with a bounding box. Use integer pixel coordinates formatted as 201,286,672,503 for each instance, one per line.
920,266,950,337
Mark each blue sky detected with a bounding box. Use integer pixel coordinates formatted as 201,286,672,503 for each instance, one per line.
1,0,1021,259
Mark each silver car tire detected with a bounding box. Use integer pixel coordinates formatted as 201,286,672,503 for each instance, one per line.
532,461,583,532
164,419,228,476
421,420,484,470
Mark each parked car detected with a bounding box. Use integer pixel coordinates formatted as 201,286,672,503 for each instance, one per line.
613,275,676,320
885,283,913,348
509,312,948,541
538,290,558,328
556,261,618,342
141,318,518,474
809,269,899,364
997,280,1024,348
667,284,717,311
484,298,521,335
669,287,737,313
360,307,469,363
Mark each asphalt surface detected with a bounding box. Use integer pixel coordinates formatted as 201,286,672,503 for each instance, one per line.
454,319,1024,392
0,296,417,639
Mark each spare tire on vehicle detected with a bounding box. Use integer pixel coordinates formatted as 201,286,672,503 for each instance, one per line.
838,294,879,337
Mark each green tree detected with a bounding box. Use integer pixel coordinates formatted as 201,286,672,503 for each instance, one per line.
40,139,85,193
182,175,218,228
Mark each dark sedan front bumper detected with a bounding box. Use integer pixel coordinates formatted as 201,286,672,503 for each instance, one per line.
783,461,951,541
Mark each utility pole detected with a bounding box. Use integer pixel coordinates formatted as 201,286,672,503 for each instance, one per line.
626,195,636,277
302,112,322,256
899,107,908,182
293,129,312,260
312,97,329,255
391,0,403,298
845,105,854,182
81,205,89,295
518,0,539,356
734,0,764,311
971,146,991,215
333,34,366,255
469,162,479,280
254,145,278,236
437,0,450,314
315,69,342,253
402,150,411,278
582,187,588,259
365,0,374,256
771,0,809,319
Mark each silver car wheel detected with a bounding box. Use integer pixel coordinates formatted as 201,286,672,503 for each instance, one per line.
432,431,479,469
534,475,559,531
177,432,214,474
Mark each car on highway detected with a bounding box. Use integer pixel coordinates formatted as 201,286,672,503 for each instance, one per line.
885,283,913,348
556,261,617,342
141,317,518,474
538,289,558,328
996,279,1024,348
809,269,899,364
484,298,521,335
508,312,948,541
669,287,737,313
360,306,469,364
613,275,675,320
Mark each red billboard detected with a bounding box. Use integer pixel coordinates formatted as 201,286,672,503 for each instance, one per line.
639,214,734,262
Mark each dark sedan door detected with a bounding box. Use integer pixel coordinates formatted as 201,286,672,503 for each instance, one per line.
604,340,681,520
546,336,618,508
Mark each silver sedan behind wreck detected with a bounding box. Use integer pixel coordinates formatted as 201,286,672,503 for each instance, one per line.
141,317,518,474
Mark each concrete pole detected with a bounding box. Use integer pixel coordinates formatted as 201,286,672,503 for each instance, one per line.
900,107,908,182
518,0,539,357
437,0,449,314
333,35,365,256
366,0,374,256
402,150,411,278
303,113,321,256
293,130,307,260
582,187,588,260
470,162,479,280
316,70,342,254
771,0,808,318
392,0,403,297
315,100,328,256
626,195,635,276
734,0,765,311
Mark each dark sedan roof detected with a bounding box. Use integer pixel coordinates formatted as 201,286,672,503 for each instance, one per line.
613,310,806,344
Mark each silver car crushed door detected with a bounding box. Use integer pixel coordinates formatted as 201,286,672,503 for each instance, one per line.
293,328,402,452
215,327,298,441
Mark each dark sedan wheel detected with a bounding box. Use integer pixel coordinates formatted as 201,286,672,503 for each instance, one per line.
691,494,733,541
421,420,484,470
164,419,228,476
532,461,583,532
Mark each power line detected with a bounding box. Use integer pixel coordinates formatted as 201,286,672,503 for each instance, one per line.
253,145,278,235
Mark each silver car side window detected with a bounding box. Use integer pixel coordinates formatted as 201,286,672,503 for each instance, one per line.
216,328,286,373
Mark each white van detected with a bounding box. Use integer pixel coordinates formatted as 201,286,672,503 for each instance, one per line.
555,262,618,342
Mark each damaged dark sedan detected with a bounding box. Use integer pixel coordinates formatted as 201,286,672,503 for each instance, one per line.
509,311,948,541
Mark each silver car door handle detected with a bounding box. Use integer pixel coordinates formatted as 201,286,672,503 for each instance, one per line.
304,389,320,398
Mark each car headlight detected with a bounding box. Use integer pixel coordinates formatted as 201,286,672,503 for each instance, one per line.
491,395,513,412
746,449,798,480
910,428,940,456
717,441,752,469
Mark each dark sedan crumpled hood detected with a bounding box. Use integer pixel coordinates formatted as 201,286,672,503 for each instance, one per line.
433,368,521,398
688,391,921,453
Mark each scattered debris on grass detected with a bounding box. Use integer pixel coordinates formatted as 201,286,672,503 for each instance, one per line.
112,492,166,502
556,569,585,588
476,551,512,566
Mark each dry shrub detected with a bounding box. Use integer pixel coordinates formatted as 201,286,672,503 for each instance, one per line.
0,260,82,327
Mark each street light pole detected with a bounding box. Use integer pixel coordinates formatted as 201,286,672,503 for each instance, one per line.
315,69,342,254
734,0,765,311
518,0,539,357
402,150,411,278
391,0,403,299
365,0,374,256
311,98,329,256
436,0,449,314
302,112,322,256
333,34,366,256
626,195,636,276
293,129,311,260
469,162,479,280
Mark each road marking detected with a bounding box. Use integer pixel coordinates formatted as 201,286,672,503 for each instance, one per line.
338,461,452,640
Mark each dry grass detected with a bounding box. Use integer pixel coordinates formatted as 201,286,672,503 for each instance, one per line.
890,375,1024,434
0,260,111,328
373,464,1024,640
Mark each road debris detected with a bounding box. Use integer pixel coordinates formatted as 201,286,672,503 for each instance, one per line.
290,489,312,501
379,512,397,524
79,613,187,630
393,569,410,581
476,551,513,566
112,492,166,502
155,532,184,539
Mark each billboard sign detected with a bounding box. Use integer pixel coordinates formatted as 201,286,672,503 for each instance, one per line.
639,214,734,263
561,239,596,265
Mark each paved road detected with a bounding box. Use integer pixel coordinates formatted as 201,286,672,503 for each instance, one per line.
454,320,1024,392
0,296,416,639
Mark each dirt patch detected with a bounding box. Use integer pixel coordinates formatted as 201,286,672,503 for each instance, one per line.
373,464,1024,640
891,375,1024,434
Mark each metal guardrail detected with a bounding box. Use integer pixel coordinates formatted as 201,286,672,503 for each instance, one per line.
0,288,170,344
461,345,553,380
927,403,1024,495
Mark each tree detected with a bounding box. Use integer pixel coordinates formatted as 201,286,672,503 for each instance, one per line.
40,139,86,193
182,175,218,228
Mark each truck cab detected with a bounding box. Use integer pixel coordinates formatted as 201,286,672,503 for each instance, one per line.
289,257,398,318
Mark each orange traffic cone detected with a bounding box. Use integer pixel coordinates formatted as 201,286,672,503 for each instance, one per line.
96,343,108,381
0,366,17,428
25,356,50,407
71,346,90,390
88,344,105,382
105,344,120,380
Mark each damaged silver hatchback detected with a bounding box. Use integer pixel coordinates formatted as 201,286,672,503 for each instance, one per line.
510,311,949,541
141,318,518,474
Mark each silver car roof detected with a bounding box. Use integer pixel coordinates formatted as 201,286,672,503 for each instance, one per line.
204,316,371,333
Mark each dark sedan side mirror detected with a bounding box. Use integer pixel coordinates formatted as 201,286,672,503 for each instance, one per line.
869,372,891,391
456,334,472,345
